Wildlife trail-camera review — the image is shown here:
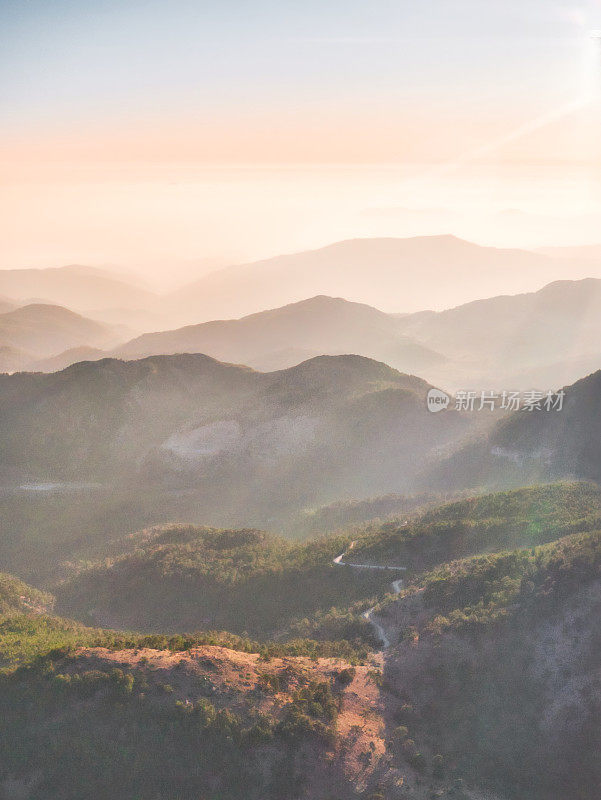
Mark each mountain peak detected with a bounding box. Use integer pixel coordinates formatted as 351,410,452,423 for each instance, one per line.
279,352,430,390
168,233,562,321
2,302,87,320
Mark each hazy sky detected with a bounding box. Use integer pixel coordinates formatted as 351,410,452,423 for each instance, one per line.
2,0,601,278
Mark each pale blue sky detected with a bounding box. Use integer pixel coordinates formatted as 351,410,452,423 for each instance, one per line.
2,1,601,269
2,0,600,132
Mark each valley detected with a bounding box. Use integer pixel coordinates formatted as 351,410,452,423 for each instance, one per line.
1,484,600,799
1,264,601,799
2,246,601,800
6,3,601,796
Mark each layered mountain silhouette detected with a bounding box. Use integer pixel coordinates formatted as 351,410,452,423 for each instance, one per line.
38,277,601,392
13,276,601,396
5,240,601,395
398,277,601,389
166,235,581,323
114,295,445,374
0,304,124,371
0,265,157,326
4,236,600,331
29,345,107,373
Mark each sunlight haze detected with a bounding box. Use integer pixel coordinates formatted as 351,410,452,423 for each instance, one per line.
2,0,601,284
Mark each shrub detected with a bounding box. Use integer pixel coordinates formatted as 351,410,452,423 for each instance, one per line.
432,753,445,779
396,703,416,724
336,667,356,686
409,752,427,773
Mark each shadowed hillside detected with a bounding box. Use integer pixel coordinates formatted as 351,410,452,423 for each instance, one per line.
422,369,601,491
350,482,601,570
55,525,387,641
0,354,474,553
375,527,601,799
2,486,601,799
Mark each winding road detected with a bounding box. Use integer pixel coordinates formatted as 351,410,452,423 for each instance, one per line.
333,541,406,649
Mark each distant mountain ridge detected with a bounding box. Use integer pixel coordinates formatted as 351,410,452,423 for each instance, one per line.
76,277,601,391
17,276,601,394
0,265,158,330
114,295,445,375
0,303,124,372
5,234,601,331
166,234,584,323
398,277,601,389
6,238,601,393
